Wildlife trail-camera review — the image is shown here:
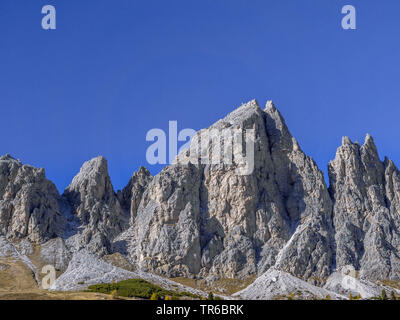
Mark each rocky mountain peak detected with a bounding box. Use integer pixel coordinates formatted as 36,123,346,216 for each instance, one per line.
364,133,373,144
342,136,352,145
123,100,334,282
329,133,400,280
361,133,379,154
214,99,262,129
0,155,64,244
0,154,20,162
265,100,276,112
118,166,152,223
1,99,400,296
263,100,293,151
66,156,111,200
63,156,128,255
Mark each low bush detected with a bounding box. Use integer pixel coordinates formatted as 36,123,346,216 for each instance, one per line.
87,279,202,300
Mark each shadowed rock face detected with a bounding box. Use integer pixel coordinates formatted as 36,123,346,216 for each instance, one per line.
1,99,400,285
117,166,152,224
329,135,400,280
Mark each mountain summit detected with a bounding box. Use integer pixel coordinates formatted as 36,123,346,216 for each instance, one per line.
1,100,400,299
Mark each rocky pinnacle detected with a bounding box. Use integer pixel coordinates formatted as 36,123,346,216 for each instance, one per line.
1,100,400,285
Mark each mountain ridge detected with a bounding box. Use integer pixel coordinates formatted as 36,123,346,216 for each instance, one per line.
1,99,400,299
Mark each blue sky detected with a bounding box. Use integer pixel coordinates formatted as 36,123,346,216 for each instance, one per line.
1,0,399,192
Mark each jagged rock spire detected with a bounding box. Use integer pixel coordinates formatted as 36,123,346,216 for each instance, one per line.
329,134,400,280
0,155,65,243
117,166,152,223
63,156,128,255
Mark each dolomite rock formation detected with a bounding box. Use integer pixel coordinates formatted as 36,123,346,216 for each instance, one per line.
127,100,334,282
117,166,152,223
329,135,400,280
0,155,65,243
1,99,400,295
63,156,129,255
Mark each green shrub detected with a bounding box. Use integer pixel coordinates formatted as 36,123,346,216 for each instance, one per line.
180,291,202,299
87,283,116,294
88,279,200,300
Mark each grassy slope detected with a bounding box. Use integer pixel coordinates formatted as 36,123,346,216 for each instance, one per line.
0,256,138,300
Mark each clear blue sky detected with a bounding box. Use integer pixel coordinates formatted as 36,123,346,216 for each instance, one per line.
1,0,399,192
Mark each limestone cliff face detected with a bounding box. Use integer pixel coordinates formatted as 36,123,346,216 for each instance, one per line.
128,100,334,282
329,135,400,280
0,155,64,243
117,166,152,224
63,156,129,255
1,99,400,285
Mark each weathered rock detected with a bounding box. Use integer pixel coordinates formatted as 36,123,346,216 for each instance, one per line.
2,99,400,298
324,268,400,299
233,268,344,300
329,135,400,281
0,155,65,244
130,163,203,277
40,237,71,271
128,100,334,282
63,156,128,255
117,166,152,223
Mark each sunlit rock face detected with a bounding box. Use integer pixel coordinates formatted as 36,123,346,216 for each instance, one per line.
0,154,65,244
62,156,129,256
329,135,400,280
1,99,400,286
